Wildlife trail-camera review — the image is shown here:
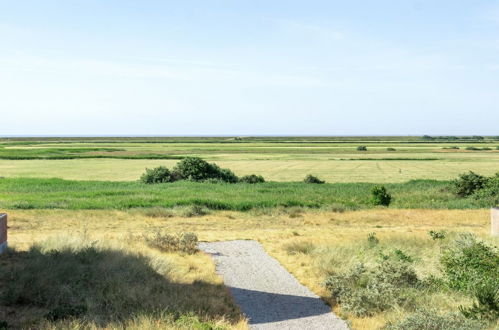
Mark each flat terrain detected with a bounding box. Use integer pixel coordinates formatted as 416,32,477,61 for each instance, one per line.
0,136,498,329
0,136,498,182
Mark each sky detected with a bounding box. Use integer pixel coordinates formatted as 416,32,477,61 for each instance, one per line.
1,0,498,136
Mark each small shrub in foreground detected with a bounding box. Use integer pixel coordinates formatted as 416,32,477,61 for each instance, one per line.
239,174,265,184
440,233,499,292
303,174,325,184
371,185,392,206
385,310,483,330
460,280,499,321
140,166,171,184
325,259,419,317
357,146,368,151
387,147,396,151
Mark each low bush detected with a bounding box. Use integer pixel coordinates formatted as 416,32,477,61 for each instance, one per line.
303,174,325,184
472,174,499,205
387,147,396,151
325,259,419,316
173,157,238,183
371,185,392,206
140,166,172,184
429,230,446,240
440,233,499,292
180,205,210,218
451,171,488,197
144,231,199,254
460,280,499,321
239,174,265,184
386,310,483,330
357,146,368,151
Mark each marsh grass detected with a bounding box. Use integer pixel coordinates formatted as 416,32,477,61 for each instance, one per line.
0,178,488,211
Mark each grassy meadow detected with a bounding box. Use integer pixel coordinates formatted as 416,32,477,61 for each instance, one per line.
0,136,498,329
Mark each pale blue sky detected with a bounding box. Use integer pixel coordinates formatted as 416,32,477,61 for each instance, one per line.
1,1,498,136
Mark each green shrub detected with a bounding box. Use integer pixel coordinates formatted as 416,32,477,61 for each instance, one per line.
357,146,368,151
386,310,484,330
460,280,499,321
303,174,325,184
173,157,238,183
440,233,499,292
472,174,499,206
144,231,198,254
140,166,172,184
371,185,392,206
393,249,414,263
325,259,419,316
451,171,488,197
387,147,396,151
239,174,265,184
429,230,446,240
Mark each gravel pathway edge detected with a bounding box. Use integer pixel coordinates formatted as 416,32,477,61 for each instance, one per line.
199,240,348,330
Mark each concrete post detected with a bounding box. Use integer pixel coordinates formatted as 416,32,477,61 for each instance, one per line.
492,208,499,237
0,213,6,254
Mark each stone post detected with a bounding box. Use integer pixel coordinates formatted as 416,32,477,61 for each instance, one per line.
0,213,6,254
492,208,499,237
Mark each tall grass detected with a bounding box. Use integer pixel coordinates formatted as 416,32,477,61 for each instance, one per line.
0,178,487,211
0,236,243,329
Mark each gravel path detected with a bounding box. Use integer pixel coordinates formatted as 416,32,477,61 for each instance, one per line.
199,240,348,330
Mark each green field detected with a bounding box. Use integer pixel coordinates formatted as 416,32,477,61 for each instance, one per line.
0,136,498,182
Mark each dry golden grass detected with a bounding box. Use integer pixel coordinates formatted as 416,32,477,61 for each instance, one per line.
4,208,496,329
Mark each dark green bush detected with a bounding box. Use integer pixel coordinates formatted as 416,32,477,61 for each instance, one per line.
371,185,392,206
325,259,419,316
386,310,483,330
172,157,238,183
451,171,488,197
140,166,172,184
440,233,499,292
303,174,325,184
239,174,265,184
460,280,499,321
387,147,396,151
357,146,368,151
472,174,499,206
